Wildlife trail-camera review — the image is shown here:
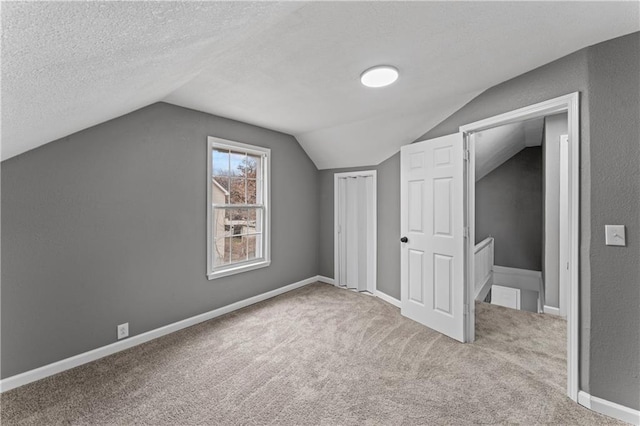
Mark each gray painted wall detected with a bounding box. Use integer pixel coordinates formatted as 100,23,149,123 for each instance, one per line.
475,147,543,271
542,113,568,309
317,32,640,409
1,102,319,378
318,153,401,300
586,33,639,410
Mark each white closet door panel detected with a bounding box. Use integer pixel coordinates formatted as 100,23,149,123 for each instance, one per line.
357,177,368,291
337,178,347,286
366,176,375,293
345,178,359,289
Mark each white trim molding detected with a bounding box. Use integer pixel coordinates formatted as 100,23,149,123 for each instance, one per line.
578,391,640,425
317,275,335,285
0,276,320,393
375,290,401,308
543,305,562,316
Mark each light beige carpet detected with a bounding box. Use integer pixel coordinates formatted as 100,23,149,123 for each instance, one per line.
1,282,622,425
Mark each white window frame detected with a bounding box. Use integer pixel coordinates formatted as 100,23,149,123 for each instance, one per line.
207,136,271,280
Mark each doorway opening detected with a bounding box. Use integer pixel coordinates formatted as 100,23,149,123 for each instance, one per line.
460,92,580,401
399,92,579,401
471,113,569,399
472,113,569,316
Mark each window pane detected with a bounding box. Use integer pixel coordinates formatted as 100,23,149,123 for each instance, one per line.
226,209,246,236
213,237,230,267
245,155,259,179
229,151,246,177
213,207,229,239
246,234,256,261
212,177,229,204
247,179,257,204
247,234,262,260
230,235,247,263
246,208,258,234
212,149,230,177
246,208,262,233
229,177,245,204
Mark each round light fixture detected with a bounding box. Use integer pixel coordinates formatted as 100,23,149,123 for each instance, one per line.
360,65,399,88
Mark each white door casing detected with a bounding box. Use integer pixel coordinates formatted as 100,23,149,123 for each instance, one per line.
400,133,466,342
559,134,570,317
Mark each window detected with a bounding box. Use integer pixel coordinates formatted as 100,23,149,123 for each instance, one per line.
207,136,270,279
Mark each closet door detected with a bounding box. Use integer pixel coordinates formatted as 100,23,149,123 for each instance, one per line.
344,177,360,289
334,172,376,293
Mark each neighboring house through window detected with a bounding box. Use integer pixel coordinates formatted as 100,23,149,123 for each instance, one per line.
207,136,270,279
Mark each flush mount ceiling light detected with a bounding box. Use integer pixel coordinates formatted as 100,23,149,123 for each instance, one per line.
360,65,399,88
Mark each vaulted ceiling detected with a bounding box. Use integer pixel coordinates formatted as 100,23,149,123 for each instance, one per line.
474,118,544,181
2,2,639,168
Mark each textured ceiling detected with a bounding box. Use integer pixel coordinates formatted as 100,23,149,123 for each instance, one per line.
2,2,639,168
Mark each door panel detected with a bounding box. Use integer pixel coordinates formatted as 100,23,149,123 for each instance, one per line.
433,254,453,315
345,178,359,289
433,178,452,235
408,181,424,232
401,133,465,342
409,249,425,304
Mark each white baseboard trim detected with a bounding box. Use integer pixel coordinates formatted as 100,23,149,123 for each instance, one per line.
0,275,319,393
578,391,640,425
313,276,399,308
317,275,335,285
375,290,401,308
543,305,562,316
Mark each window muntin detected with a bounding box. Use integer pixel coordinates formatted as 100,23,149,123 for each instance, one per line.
207,137,270,279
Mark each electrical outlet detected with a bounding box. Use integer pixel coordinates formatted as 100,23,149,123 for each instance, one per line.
117,323,129,340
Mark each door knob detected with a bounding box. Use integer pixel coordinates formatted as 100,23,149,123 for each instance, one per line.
400,236,408,243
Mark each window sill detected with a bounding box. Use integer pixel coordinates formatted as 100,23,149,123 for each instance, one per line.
207,260,271,280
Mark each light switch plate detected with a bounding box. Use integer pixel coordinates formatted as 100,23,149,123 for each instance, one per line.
605,225,626,246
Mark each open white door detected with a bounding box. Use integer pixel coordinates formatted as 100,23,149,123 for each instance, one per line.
400,133,466,342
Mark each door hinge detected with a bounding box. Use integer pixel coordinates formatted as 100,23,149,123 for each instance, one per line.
463,227,469,238
463,149,470,161
464,303,470,315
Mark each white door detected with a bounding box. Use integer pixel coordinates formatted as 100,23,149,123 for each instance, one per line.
400,133,466,342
